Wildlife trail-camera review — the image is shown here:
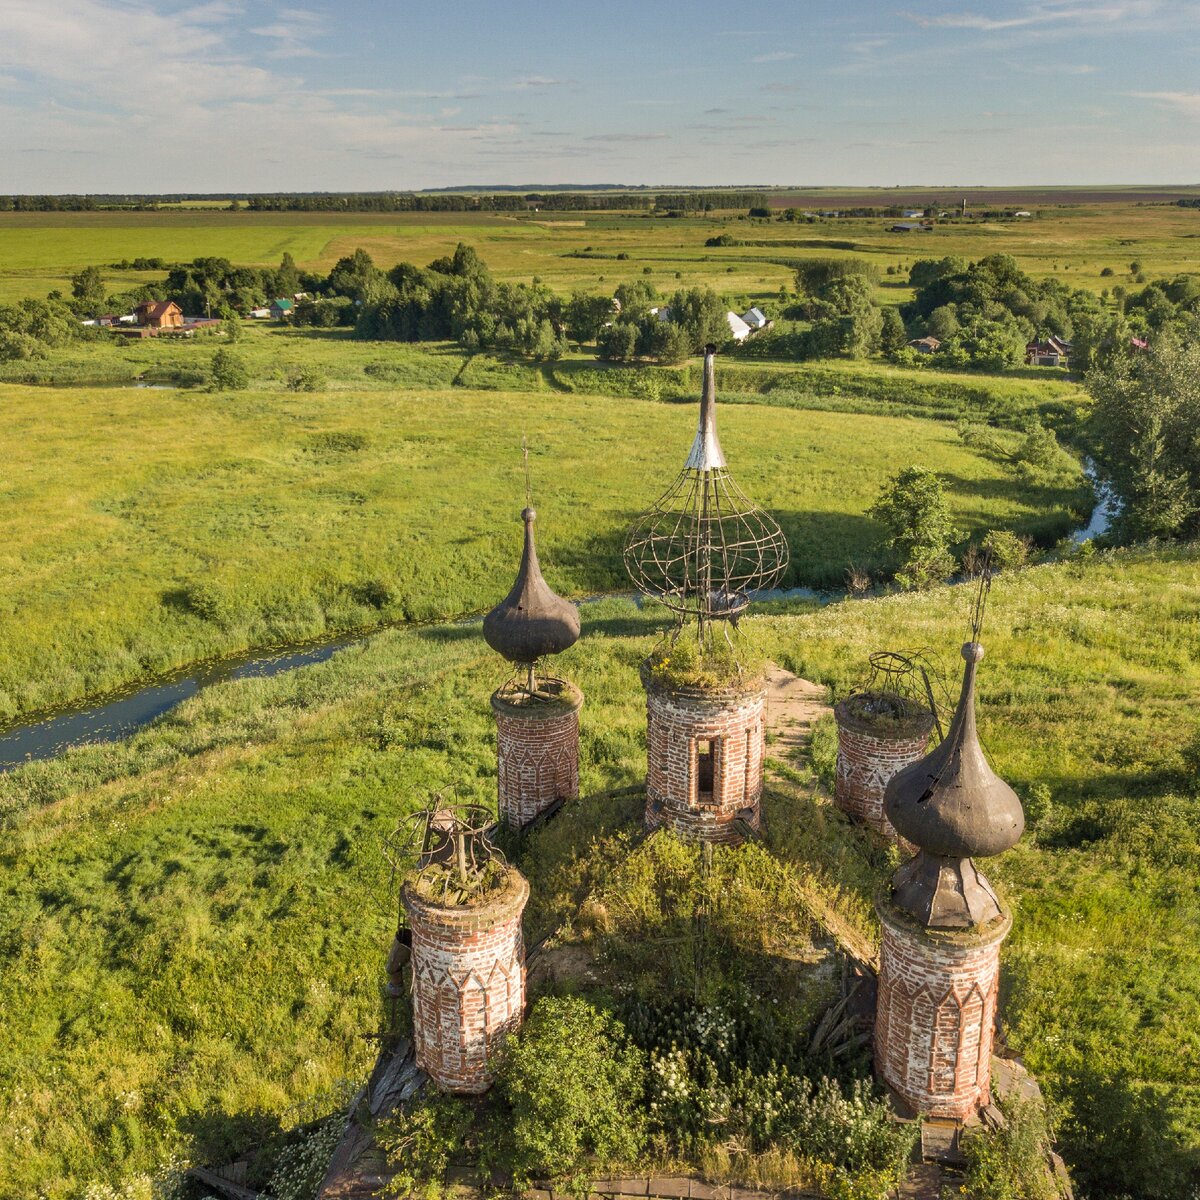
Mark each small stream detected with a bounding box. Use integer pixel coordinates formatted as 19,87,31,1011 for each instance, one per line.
0,477,1115,774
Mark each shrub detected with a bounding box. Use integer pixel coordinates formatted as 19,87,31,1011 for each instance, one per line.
180,579,248,626
980,529,1032,571
210,347,249,391
491,995,646,1186
643,634,762,691
962,1097,1057,1200
867,466,959,590
378,1092,473,1200
287,364,328,392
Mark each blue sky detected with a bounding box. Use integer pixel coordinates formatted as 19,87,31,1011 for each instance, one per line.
2,0,1199,191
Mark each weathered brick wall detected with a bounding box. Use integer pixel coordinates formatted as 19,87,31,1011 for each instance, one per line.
402,870,530,1094
491,683,583,830
644,680,765,845
874,896,1011,1119
834,702,932,839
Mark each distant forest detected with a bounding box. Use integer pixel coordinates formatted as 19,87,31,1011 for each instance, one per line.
0,190,770,214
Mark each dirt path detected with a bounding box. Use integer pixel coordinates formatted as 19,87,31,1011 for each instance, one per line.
763,662,830,769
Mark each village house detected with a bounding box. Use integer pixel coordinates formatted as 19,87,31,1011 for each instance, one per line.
1026,334,1071,367
908,335,941,354
135,300,183,331
741,306,769,331
270,298,295,321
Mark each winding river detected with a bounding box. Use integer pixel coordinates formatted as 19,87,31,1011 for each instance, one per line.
0,477,1117,774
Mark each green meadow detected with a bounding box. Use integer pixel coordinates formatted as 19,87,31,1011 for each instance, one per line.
0,363,1088,721
0,196,1197,1198
1,546,1197,1198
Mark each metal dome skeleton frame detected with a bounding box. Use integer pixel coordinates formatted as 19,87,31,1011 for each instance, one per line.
385,797,506,907
623,346,789,638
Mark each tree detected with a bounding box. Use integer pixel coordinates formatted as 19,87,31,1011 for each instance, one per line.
795,257,879,296
326,248,385,302
639,317,693,364
908,256,967,290
940,313,1026,371
613,278,658,319
667,286,729,348
1087,336,1200,540
595,319,639,361
70,265,106,313
277,251,300,297
564,290,613,343
868,466,960,589
210,348,249,391
0,297,79,350
880,307,908,355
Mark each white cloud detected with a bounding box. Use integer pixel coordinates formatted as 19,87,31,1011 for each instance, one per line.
904,1,1170,33
511,75,569,89
583,132,669,142
751,51,797,63
1129,90,1200,116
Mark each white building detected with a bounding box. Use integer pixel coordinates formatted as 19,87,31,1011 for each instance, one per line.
725,311,752,342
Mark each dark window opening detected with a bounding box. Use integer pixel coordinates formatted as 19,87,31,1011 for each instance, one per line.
697,738,715,800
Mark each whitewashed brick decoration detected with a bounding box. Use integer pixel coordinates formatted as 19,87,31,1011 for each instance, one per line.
491,680,583,830
402,869,529,1093
875,896,1010,1118
642,666,765,844
833,699,933,838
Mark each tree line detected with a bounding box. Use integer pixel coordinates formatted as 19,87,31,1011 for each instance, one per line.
0,190,768,214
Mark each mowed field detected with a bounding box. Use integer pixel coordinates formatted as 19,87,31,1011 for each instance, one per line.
0,373,1087,720
3,195,1200,304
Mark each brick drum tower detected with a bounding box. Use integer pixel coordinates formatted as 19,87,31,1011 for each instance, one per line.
624,347,788,844
483,503,582,830
402,804,529,1093
641,666,766,844
874,635,1025,1120
834,659,935,838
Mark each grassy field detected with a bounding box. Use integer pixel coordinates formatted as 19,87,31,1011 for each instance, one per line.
1,545,1196,1198
2,199,1200,304
0,365,1088,721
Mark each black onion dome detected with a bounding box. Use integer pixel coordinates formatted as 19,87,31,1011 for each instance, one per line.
483,507,580,666
885,642,1024,860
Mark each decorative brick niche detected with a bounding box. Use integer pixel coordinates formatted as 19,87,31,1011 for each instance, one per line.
491,678,583,830
402,867,530,1094
642,664,765,845
874,891,1011,1119
834,696,934,838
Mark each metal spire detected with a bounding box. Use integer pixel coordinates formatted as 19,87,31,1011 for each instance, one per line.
623,344,788,638
684,346,727,471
